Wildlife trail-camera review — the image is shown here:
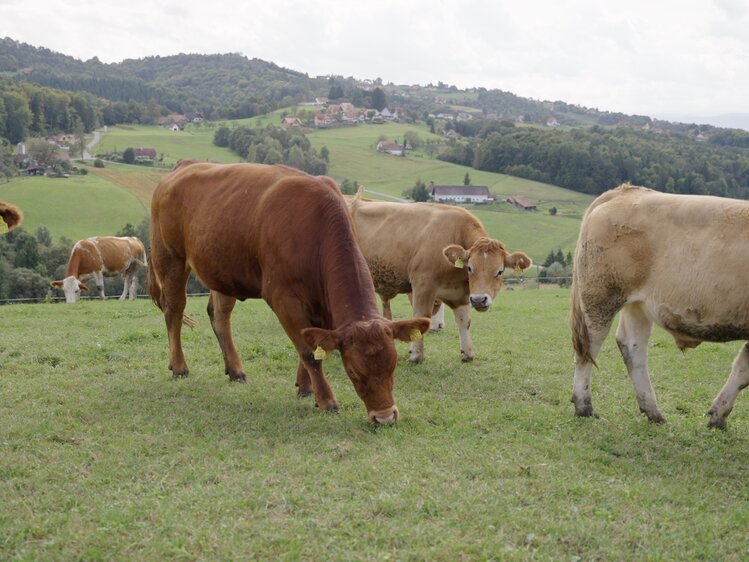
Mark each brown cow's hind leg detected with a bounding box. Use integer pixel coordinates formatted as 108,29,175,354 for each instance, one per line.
207,291,246,382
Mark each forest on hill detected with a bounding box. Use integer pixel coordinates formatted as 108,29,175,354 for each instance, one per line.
2,36,749,199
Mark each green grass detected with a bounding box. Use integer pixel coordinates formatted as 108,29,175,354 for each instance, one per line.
95,124,242,165
2,290,749,560
0,174,147,241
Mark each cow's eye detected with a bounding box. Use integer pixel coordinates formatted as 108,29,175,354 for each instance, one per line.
467,264,473,273
495,270,503,278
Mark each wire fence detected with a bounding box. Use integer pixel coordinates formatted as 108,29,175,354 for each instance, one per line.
0,279,575,305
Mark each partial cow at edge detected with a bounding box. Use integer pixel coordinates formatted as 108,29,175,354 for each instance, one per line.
571,184,749,428
51,236,147,303
0,201,23,233
148,162,430,424
347,188,532,363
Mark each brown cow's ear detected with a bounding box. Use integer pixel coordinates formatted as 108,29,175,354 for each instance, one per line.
505,251,532,272
443,244,469,268
79,281,89,292
390,317,431,343
50,280,63,288
300,327,340,352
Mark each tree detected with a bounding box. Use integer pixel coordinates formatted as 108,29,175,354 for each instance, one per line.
122,147,135,164
35,225,52,247
405,179,430,202
320,145,330,162
2,91,32,143
26,138,59,168
549,206,558,216
463,172,471,186
372,87,387,111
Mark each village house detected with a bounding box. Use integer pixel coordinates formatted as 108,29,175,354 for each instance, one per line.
133,148,157,161
376,140,406,156
431,184,493,204
314,114,336,128
281,117,303,130
507,196,538,211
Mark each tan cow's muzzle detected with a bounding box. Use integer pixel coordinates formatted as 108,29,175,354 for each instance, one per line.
470,293,492,312
368,405,400,425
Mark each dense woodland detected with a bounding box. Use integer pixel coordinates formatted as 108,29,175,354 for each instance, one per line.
438,121,749,198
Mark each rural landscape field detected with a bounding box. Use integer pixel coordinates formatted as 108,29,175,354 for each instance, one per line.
2,113,748,560
3,291,749,560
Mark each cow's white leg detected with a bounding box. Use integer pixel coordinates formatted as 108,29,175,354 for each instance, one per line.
119,273,132,301
616,303,663,423
94,271,105,300
708,343,749,429
453,304,474,362
572,322,613,418
431,303,446,332
128,275,138,300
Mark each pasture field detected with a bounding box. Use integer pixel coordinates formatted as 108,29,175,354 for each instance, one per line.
2,290,749,560
0,174,146,242
93,124,241,165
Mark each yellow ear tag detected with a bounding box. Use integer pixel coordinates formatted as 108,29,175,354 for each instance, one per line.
454,257,464,269
313,346,327,361
513,264,523,276
409,328,423,341
0,221,7,235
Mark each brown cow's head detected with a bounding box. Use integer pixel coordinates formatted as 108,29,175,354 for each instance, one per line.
443,237,532,311
301,317,431,424
50,276,88,303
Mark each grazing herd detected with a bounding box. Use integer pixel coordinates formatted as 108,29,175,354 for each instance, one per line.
5,165,749,428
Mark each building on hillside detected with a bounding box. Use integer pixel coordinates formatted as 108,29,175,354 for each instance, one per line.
507,195,537,211
314,113,336,128
281,117,303,130
431,184,493,203
133,148,157,160
376,140,405,156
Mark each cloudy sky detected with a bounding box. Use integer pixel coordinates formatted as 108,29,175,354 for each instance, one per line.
2,0,748,121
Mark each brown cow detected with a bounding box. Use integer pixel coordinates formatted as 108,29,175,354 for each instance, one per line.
571,184,749,428
348,190,532,363
0,201,22,233
51,236,147,303
148,162,430,424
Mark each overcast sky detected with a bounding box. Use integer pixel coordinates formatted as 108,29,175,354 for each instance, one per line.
2,0,748,120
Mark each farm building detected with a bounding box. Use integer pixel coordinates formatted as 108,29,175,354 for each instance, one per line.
376,140,405,156
431,185,493,203
281,117,303,130
507,196,538,211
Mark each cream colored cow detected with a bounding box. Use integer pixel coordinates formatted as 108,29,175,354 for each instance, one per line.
571,184,749,428
348,189,532,363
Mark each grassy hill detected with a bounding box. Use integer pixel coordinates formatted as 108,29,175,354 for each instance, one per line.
3,117,591,259
0,173,146,242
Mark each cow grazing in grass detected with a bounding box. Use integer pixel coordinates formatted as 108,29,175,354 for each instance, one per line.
571,184,749,428
0,201,22,233
347,190,532,363
51,236,147,303
148,161,430,424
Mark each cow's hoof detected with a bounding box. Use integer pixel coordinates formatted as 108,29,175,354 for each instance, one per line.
171,369,189,379
461,352,474,362
297,389,313,398
408,355,423,364
572,396,594,417
707,409,727,430
647,413,665,424
228,372,247,383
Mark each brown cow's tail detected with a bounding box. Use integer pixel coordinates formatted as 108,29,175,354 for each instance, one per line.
0,201,23,232
569,277,595,366
147,253,197,328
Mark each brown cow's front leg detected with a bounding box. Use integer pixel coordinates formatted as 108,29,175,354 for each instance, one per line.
271,294,338,411
295,361,313,397
207,291,246,382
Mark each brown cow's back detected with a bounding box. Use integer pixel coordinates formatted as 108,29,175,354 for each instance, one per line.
152,162,377,321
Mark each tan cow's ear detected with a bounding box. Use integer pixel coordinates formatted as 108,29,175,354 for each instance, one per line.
504,251,533,272
300,327,340,352
79,281,89,291
390,317,431,343
50,280,63,288
443,244,469,268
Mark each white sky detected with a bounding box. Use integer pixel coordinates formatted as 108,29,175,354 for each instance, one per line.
2,0,748,119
